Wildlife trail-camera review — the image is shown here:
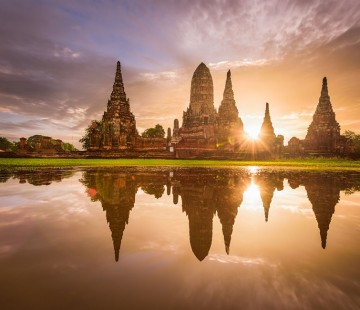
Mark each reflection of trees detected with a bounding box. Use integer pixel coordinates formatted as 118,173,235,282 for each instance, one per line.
0,169,74,185
141,184,164,198
0,171,12,183
254,172,284,222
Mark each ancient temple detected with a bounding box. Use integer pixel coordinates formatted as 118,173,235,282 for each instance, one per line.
177,63,218,150
217,70,244,150
173,63,251,157
87,61,168,152
255,103,284,158
287,77,353,157
93,61,138,149
259,103,276,142
183,63,217,128
304,77,340,152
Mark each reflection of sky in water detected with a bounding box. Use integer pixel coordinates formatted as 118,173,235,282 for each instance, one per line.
0,169,359,309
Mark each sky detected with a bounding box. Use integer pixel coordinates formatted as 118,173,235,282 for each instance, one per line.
0,0,360,148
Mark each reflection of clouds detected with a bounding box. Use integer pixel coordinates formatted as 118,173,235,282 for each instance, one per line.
208,254,278,267
0,172,91,223
141,242,180,254
0,245,14,255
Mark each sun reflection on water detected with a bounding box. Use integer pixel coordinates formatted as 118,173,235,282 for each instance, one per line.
243,180,262,210
247,166,259,174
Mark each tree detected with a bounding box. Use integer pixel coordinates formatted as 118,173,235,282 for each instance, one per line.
141,124,165,138
0,137,15,151
27,135,77,151
344,130,360,153
62,142,77,152
79,120,102,150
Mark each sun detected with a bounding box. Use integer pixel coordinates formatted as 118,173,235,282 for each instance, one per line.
245,125,259,140
246,131,259,140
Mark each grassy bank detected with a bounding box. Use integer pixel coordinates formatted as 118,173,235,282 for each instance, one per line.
0,158,359,170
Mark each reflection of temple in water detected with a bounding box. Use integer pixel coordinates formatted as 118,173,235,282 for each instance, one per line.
214,174,249,254
167,171,250,260
287,173,343,249
77,169,360,261
81,169,250,261
254,172,284,222
287,172,360,248
81,170,169,261
81,171,138,261
306,178,338,249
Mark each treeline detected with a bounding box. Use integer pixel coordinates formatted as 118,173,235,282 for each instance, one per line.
0,135,77,152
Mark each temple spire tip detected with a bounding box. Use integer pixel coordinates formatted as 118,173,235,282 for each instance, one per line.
321,76,329,97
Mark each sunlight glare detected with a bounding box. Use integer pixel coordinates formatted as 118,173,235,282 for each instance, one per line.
246,131,258,140
243,180,262,210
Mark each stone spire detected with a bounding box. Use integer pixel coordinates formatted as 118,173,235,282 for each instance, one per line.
321,77,329,98
259,102,276,140
189,62,214,113
304,77,340,152
218,70,243,127
223,70,234,100
181,62,217,130
95,60,137,150
264,102,270,121
110,61,127,103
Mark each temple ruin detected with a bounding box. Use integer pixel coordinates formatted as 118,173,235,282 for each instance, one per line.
88,61,167,152
288,77,353,157
171,63,282,159
83,61,354,159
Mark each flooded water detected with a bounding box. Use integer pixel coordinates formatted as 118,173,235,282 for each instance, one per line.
0,167,360,310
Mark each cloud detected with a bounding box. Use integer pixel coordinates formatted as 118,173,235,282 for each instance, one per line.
0,0,360,147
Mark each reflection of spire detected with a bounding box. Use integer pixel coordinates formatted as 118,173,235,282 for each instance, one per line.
188,210,214,261
305,179,340,249
216,175,249,254
254,173,284,222
175,171,250,260
106,207,127,261
174,173,217,261
222,222,232,254
81,172,137,261
304,176,339,249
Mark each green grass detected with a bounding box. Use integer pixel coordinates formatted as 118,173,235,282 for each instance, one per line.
0,158,359,170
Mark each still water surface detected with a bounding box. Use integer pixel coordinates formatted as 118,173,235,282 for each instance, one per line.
0,167,360,309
